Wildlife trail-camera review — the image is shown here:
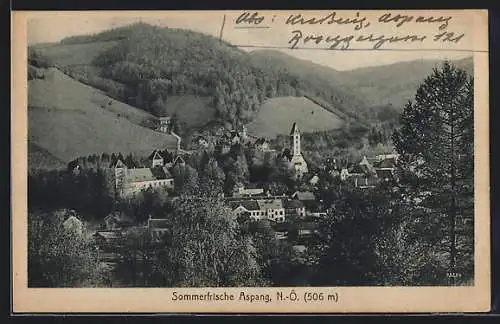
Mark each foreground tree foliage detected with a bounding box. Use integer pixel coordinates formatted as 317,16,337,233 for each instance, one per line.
311,187,393,286
147,194,265,287
28,209,108,287
392,61,474,285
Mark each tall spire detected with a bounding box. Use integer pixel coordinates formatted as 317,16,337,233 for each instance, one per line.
290,122,301,156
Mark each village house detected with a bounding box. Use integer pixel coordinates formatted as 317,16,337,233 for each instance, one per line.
345,157,379,189
157,116,171,133
252,137,277,163
230,198,286,223
373,156,398,183
230,200,263,220
297,221,321,240
93,230,123,251
283,199,306,218
350,174,379,189
230,131,241,145
309,212,327,218
164,154,186,169
375,152,400,163
291,191,319,211
339,167,350,181
254,138,270,152
308,174,320,186
195,136,209,148
147,217,169,242
349,156,377,176
232,183,265,198
149,150,164,168
257,199,286,223
104,212,135,230
340,155,398,189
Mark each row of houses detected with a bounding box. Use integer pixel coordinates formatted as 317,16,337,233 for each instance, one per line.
343,155,398,189
317,153,399,189
227,188,321,223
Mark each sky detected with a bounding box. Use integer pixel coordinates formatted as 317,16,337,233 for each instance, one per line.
25,11,482,71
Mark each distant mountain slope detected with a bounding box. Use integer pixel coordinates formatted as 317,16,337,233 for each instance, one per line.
248,50,346,89
248,50,367,121
246,96,345,139
28,68,178,162
28,142,66,170
341,57,474,108
249,50,473,111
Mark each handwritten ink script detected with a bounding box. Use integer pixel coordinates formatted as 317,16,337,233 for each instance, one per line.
231,11,467,50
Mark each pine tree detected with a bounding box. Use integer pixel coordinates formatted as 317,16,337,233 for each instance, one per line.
392,61,474,285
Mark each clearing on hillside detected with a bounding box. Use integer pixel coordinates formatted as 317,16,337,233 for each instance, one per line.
246,96,345,139
33,41,120,67
28,68,178,163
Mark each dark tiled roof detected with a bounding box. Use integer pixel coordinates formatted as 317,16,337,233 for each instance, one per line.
148,150,163,161
125,168,155,182
293,191,315,201
375,169,394,180
298,221,320,230
257,199,283,210
173,155,185,164
283,199,305,209
241,200,260,210
350,164,374,175
229,201,241,210
373,158,397,168
231,200,260,211
150,166,173,180
148,218,169,229
255,138,268,145
125,167,174,183
94,231,122,240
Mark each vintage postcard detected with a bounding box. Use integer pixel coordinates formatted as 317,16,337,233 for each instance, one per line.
11,10,490,313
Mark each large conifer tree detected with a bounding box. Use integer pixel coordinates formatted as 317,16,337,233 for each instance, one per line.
392,61,474,285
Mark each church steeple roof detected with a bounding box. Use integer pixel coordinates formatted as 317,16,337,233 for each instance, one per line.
290,122,299,135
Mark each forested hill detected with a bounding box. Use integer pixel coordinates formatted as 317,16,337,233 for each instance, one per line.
249,49,473,113
31,23,370,131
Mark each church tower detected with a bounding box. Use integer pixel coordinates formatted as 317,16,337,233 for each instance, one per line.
288,122,308,177
290,122,301,156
